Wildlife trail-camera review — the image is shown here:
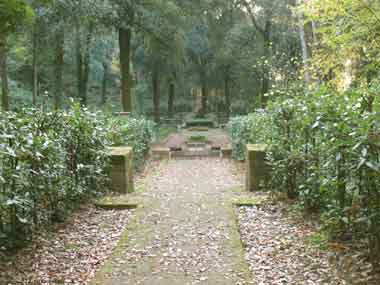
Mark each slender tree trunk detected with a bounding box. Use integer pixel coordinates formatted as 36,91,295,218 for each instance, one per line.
261,19,272,108
152,64,160,123
82,25,93,106
296,0,311,87
224,74,231,118
310,20,322,85
75,23,83,100
0,35,9,111
311,21,318,47
200,69,207,115
101,62,108,105
119,28,132,112
168,80,175,118
54,27,65,109
32,24,39,106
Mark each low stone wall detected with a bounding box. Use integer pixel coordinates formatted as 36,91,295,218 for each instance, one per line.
246,144,269,191
109,147,134,193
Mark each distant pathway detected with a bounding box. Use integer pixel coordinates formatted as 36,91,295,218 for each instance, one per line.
92,158,251,285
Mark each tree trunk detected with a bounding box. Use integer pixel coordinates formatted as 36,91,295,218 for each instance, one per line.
200,69,207,115
0,35,9,111
82,25,93,106
75,23,83,101
152,65,160,123
119,28,132,112
224,74,231,118
168,80,175,118
32,24,38,106
261,19,272,108
101,62,108,105
54,27,64,109
311,21,318,47
296,0,311,87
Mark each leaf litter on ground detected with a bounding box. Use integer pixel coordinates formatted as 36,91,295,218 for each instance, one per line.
236,199,380,285
0,205,132,284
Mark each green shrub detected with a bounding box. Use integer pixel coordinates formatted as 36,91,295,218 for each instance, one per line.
0,105,154,248
0,104,112,248
108,116,154,168
228,87,380,266
227,111,274,160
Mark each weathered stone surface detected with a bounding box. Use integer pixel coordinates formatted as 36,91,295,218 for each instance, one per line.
221,146,232,158
246,144,269,191
109,147,134,193
151,147,171,160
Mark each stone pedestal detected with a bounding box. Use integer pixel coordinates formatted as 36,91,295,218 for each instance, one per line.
109,147,134,193
221,146,232,158
246,144,269,191
151,147,171,160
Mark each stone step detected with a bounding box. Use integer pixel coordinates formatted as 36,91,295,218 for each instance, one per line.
170,150,220,158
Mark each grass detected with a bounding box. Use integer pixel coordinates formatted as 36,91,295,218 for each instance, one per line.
189,135,207,142
233,196,270,207
304,231,329,250
95,195,140,210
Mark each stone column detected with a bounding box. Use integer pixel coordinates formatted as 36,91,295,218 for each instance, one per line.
246,144,269,191
109,147,134,193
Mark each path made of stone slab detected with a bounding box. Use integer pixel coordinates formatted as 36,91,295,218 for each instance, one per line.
92,158,251,285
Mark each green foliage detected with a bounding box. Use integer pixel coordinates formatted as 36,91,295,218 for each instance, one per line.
227,111,273,160
0,104,111,248
305,231,329,250
0,0,34,34
185,119,214,128
229,87,380,265
108,117,155,168
304,0,380,88
0,105,154,248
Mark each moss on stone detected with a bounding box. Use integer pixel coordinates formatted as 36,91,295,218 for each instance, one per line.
233,196,269,207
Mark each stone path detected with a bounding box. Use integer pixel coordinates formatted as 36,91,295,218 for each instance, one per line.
92,158,251,285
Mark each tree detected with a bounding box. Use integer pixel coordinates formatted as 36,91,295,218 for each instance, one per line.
132,0,185,122
304,0,380,89
0,0,33,110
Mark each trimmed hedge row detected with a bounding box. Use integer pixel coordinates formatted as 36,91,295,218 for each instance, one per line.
0,105,153,248
109,116,155,168
228,88,380,266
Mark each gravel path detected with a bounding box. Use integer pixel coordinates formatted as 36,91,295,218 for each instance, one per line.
92,158,251,285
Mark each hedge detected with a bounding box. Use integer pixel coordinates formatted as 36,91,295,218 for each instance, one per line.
0,105,153,248
228,88,380,266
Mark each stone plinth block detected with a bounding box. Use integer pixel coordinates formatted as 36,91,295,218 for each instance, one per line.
109,147,134,193
221,146,232,158
151,147,171,160
246,144,269,191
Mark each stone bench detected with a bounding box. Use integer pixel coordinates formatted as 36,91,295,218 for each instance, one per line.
246,144,269,191
109,147,134,193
